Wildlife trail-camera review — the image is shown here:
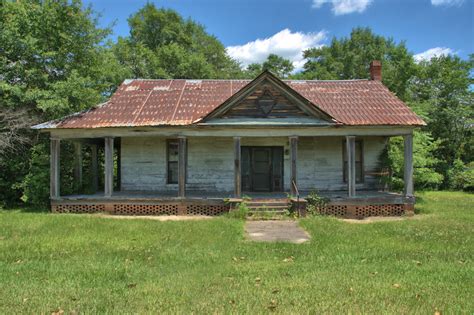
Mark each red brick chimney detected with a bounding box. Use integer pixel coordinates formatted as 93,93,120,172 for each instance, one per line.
370,60,382,81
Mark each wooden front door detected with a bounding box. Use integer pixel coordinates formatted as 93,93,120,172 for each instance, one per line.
242,146,283,192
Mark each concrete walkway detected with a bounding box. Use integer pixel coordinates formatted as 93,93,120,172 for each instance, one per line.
244,220,310,244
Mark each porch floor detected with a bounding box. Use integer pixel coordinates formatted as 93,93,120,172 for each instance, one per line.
54,190,407,202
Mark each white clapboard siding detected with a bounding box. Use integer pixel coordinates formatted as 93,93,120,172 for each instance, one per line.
120,136,387,192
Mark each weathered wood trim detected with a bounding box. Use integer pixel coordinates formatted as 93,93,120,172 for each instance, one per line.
90,144,98,193
104,137,114,197
404,134,414,197
346,136,356,197
234,137,241,198
290,136,298,195
73,141,82,192
48,126,417,139
178,136,187,198
50,138,60,199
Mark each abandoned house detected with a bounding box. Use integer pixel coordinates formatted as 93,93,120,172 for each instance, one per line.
33,61,425,218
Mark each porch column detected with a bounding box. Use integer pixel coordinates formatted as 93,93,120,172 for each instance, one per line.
90,144,98,193
289,136,298,195
178,136,187,198
104,137,114,197
234,137,241,198
50,138,60,199
73,141,82,192
346,136,356,197
403,133,414,197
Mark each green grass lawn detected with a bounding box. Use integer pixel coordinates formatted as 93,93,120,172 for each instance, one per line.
0,192,472,313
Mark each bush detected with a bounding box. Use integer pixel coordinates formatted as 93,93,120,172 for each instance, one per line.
448,160,474,191
226,201,250,219
305,190,329,216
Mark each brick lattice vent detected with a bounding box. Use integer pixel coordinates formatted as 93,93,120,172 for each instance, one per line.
319,205,348,216
54,204,105,213
354,204,405,217
113,204,179,216
186,204,229,216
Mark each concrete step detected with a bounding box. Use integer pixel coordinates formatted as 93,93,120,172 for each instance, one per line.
247,205,289,211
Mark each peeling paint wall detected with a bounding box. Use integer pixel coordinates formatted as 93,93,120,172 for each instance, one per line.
120,136,386,193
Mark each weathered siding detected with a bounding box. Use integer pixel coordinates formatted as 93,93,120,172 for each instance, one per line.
120,136,386,193
297,136,386,191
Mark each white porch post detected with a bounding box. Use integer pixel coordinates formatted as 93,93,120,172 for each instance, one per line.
104,137,114,197
403,134,414,197
50,138,60,199
178,136,187,198
234,137,241,198
289,136,298,195
346,136,356,197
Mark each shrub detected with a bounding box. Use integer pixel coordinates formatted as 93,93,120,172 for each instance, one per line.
305,190,329,216
226,201,250,219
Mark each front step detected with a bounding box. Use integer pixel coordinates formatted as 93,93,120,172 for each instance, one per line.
245,198,290,215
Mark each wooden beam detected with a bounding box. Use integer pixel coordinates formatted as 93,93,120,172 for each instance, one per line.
346,136,356,197
104,137,114,197
234,137,241,198
90,144,98,193
289,136,298,195
178,136,187,198
73,142,82,192
50,138,60,199
403,134,414,197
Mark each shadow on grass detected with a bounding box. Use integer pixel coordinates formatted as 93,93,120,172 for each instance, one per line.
1,204,50,213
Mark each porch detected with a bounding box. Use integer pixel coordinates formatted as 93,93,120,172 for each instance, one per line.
49,130,415,218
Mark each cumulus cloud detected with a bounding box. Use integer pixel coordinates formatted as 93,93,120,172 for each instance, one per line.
414,47,454,62
226,29,326,72
431,0,464,6
312,0,372,15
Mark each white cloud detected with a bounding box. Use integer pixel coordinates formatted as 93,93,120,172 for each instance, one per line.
431,0,464,6
312,0,372,15
226,29,326,72
414,47,454,62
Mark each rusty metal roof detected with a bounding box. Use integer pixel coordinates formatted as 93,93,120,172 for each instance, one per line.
33,75,425,129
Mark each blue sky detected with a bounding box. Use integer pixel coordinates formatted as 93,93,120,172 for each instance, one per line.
84,0,473,70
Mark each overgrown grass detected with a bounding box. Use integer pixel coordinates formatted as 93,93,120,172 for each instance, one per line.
0,192,472,313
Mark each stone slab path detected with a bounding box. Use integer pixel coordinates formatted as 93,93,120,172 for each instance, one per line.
244,220,310,243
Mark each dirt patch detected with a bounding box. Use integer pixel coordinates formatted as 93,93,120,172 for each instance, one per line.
340,215,423,224
245,220,310,243
91,214,214,221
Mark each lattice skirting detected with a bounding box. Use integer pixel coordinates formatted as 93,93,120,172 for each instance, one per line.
52,202,230,216
292,202,413,218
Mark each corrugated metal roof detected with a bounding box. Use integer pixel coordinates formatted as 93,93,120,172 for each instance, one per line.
33,74,425,129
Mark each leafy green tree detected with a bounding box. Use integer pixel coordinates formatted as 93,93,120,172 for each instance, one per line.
244,54,294,78
0,0,126,206
408,55,473,186
383,131,444,190
115,3,242,79
262,54,294,78
302,27,416,100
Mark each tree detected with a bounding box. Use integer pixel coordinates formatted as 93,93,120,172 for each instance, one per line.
408,55,474,187
244,54,294,79
114,4,242,79
302,27,416,100
0,0,126,206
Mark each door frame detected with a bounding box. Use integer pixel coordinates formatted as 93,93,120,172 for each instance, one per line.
241,146,284,193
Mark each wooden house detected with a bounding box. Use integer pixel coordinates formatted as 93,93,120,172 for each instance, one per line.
33,61,425,218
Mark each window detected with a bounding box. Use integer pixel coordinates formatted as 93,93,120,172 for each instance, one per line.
343,140,364,183
167,140,179,184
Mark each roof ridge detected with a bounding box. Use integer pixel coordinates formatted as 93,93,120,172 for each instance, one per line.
121,78,371,83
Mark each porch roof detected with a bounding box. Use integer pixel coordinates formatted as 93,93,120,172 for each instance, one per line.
33,71,425,130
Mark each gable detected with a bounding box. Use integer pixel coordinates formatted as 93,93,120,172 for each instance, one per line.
223,80,310,118
200,71,338,125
